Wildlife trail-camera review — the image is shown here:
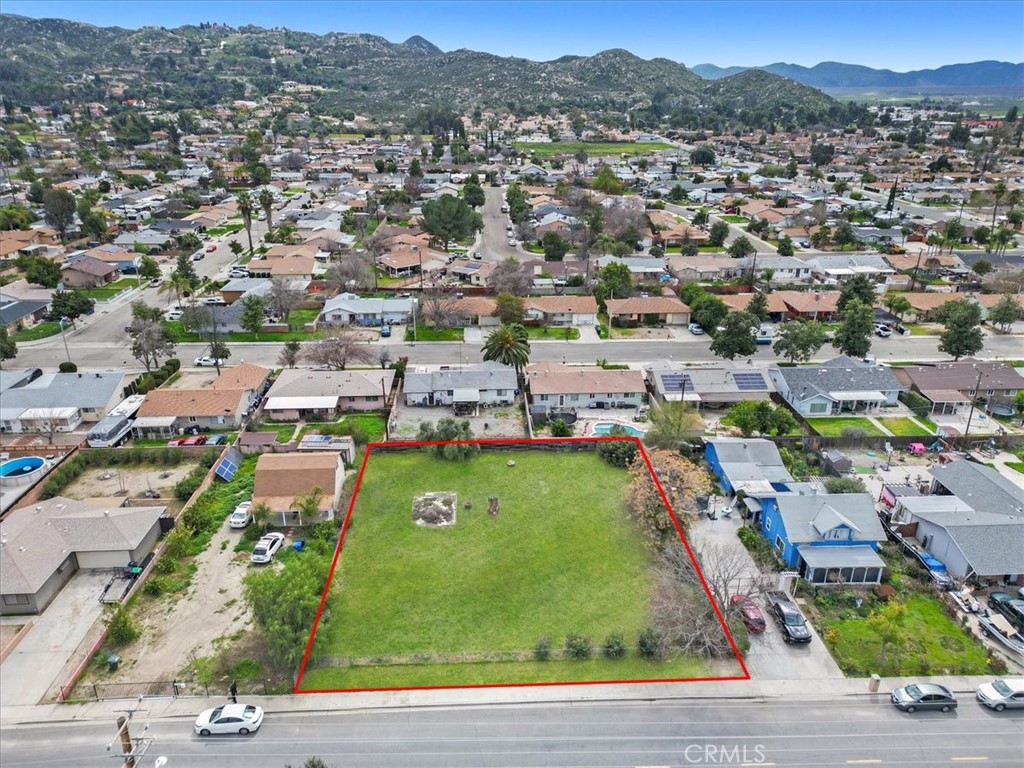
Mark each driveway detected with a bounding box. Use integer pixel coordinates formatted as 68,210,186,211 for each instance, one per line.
0,570,109,707
689,511,845,680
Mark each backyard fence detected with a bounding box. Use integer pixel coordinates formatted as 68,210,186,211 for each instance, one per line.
82,678,274,701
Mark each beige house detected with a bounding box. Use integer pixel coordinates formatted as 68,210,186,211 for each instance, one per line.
605,295,691,326
251,452,344,524
526,363,647,412
133,388,249,437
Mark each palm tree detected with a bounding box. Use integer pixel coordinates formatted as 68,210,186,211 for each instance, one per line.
482,323,531,375
990,181,1007,229
258,188,275,233
237,190,254,256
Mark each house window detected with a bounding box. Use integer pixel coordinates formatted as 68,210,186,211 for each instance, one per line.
1009,390,1018,396
497,390,507,396
968,389,976,396
986,390,994,396
348,396,356,402
775,535,784,551
3,594,29,606
765,518,772,532
809,402,828,414
607,393,614,398
367,395,379,402
188,416,197,423
539,395,548,402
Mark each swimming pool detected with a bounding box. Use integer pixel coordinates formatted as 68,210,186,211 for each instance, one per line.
592,422,645,437
0,456,47,488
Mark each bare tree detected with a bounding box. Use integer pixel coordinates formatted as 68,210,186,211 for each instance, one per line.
421,293,466,330
490,258,532,295
377,347,392,369
128,317,177,371
687,532,773,611
266,277,304,321
300,329,374,370
324,253,374,293
278,340,301,369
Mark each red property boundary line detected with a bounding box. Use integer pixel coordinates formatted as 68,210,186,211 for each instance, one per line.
294,436,751,694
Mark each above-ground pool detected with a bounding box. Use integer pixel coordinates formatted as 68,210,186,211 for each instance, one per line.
0,456,47,488
592,422,645,437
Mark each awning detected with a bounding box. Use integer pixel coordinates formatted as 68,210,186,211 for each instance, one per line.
663,392,702,402
799,545,885,570
264,396,338,411
453,388,480,403
19,406,79,419
828,390,887,401
919,389,970,404
131,416,177,428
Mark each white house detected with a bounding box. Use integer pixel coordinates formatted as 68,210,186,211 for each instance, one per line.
319,293,413,327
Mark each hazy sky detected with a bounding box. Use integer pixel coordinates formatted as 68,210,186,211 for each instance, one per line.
4,0,1023,70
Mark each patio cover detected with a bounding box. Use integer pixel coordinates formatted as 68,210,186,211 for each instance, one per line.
828,390,886,401
263,396,338,411
131,415,177,428
18,406,79,420
453,388,480,403
799,545,885,570
920,389,970,404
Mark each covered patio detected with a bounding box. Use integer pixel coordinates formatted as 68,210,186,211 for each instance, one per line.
919,389,970,416
828,390,888,414
131,415,177,439
799,545,885,585
452,388,480,417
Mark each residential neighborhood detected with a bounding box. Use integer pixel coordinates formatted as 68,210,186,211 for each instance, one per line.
0,2,1022,765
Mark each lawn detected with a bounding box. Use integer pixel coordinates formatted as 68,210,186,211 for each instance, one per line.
514,141,674,158
906,324,940,336
807,417,885,437
877,417,936,437
76,285,132,300
11,321,61,341
404,324,464,342
300,449,711,690
1005,461,1024,476
822,595,994,676
718,215,748,224
524,326,580,340
166,320,320,343
298,413,388,443
288,308,321,331
206,224,244,236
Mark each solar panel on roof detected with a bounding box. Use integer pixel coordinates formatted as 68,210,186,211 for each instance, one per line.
214,447,244,482
733,373,768,391
660,373,693,390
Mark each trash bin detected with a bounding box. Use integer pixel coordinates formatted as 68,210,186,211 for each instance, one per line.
107,654,121,672
292,539,305,552
868,673,881,692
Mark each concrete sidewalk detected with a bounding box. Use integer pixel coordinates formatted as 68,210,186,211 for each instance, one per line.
0,674,1000,726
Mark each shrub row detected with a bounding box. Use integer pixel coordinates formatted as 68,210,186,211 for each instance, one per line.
123,358,182,397
533,629,660,661
41,447,185,499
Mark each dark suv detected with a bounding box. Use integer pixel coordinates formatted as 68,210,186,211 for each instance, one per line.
988,592,1024,633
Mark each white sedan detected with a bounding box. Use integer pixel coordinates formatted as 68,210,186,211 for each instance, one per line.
229,501,253,529
194,356,227,367
250,532,285,564
194,703,264,736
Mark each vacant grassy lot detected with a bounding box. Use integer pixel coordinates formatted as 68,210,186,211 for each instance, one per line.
807,417,885,437
877,417,936,437
301,449,710,689
515,141,674,159
404,324,464,342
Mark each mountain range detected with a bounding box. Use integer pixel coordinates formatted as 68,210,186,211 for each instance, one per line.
691,60,1024,92
0,15,840,124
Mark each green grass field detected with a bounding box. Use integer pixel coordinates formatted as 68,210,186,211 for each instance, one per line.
807,417,885,437
514,141,674,159
404,324,464,342
718,215,747,224
11,321,61,341
524,326,580,340
877,417,936,437
300,450,711,689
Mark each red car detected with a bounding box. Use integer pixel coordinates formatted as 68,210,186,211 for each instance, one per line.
167,435,208,447
730,594,767,634
206,244,217,252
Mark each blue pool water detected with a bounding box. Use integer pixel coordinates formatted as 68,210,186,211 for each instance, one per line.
0,456,45,477
592,423,645,437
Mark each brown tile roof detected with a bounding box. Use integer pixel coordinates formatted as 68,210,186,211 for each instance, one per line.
248,255,316,276
721,292,789,314
137,388,248,418
775,290,842,314
264,244,318,259
526,363,646,396
63,255,119,277
450,295,497,318
605,296,690,315
252,452,338,511
211,363,271,391
902,292,966,312
975,293,1023,309
525,296,599,314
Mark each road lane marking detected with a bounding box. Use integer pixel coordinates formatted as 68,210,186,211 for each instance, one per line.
847,761,883,765
951,759,989,762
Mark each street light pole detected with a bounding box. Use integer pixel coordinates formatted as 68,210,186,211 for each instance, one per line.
963,366,984,444
58,317,72,363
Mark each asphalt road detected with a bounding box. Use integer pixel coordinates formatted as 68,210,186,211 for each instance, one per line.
480,185,524,262
1,698,1020,767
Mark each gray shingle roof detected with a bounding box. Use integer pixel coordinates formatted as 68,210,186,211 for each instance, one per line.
928,460,1024,518
1,371,130,411
911,508,1024,577
775,493,886,544
775,357,907,401
403,361,517,396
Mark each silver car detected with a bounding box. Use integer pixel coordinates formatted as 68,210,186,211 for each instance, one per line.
976,679,1024,711
891,683,957,713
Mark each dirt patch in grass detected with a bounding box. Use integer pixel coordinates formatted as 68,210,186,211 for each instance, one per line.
60,463,197,509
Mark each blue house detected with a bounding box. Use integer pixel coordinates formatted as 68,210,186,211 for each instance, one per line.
704,438,793,496
759,493,887,585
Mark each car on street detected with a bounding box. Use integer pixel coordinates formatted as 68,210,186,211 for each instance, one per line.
148,278,161,287
799,240,811,248
976,679,1024,711
472,251,482,260
206,244,217,252
891,683,957,713
507,238,517,247
874,323,893,338
228,268,250,279
168,435,208,447
729,595,767,634
380,325,391,338
194,703,264,736
165,309,183,321
688,322,704,335
191,252,205,261
251,532,285,564
194,356,226,367
229,501,253,529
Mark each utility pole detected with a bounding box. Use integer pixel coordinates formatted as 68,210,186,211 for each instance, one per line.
963,366,985,445
107,698,161,768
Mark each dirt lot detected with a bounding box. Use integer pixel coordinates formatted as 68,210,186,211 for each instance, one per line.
78,521,258,687
168,370,218,389
61,462,198,502
391,403,528,439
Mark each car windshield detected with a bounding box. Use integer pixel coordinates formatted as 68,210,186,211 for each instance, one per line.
992,680,1012,695
254,547,266,555
210,706,224,719
904,685,922,698
782,609,804,626
243,705,257,717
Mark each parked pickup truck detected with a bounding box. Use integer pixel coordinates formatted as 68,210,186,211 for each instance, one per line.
765,590,813,644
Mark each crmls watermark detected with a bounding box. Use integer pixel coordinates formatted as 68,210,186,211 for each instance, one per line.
681,743,768,765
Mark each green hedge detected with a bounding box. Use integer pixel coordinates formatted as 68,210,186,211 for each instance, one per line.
899,390,932,420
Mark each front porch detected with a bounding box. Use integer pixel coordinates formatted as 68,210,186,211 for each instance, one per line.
799,545,885,585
